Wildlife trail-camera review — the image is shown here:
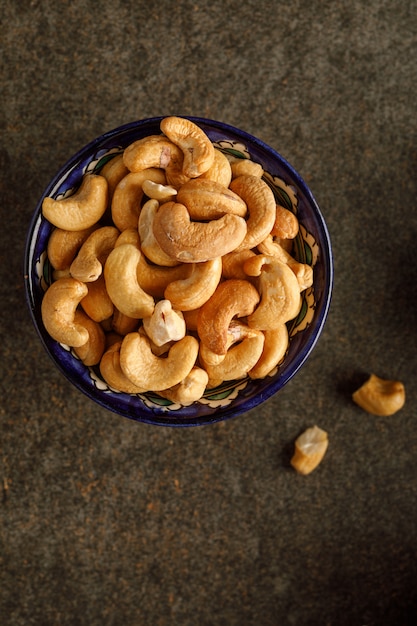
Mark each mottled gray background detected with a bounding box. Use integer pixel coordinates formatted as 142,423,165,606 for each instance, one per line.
1,1,417,625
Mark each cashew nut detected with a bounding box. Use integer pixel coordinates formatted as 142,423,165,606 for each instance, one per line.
164,257,222,311
158,367,209,404
197,279,260,355
199,148,232,187
290,425,329,475
115,228,140,248
229,175,276,251
119,332,199,392
142,300,186,347
99,153,129,204
123,134,183,173
222,249,257,280
244,255,301,330
70,226,120,283
100,342,147,394
352,374,406,416
199,321,258,366
80,274,114,322
153,201,247,263
160,116,215,178
272,204,299,240
257,235,313,290
249,325,289,379
200,328,265,383
42,174,108,231
176,178,247,220
73,309,106,366
136,248,190,299
47,226,97,271
104,243,154,319
111,168,166,231
231,158,264,179
138,198,181,267
111,309,139,336
141,179,177,202
41,277,89,347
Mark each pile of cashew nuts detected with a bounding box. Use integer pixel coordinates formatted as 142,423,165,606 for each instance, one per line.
40,116,315,405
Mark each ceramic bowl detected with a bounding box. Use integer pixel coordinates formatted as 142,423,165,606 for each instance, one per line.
24,116,333,427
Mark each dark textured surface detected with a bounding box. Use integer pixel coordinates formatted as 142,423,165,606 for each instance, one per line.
1,1,417,624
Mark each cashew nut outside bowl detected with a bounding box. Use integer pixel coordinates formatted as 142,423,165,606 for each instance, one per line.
25,115,333,426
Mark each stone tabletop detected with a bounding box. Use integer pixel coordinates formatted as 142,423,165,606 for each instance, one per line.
1,1,417,624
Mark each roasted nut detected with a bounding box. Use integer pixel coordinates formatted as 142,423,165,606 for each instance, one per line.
142,300,186,347
352,373,406,416
272,204,299,239
141,179,177,202
99,153,129,204
41,277,89,347
119,332,199,392
222,249,257,280
249,325,289,379
138,198,182,267
73,309,106,366
100,342,147,394
258,235,313,290
160,116,215,178
176,178,247,220
70,226,120,283
197,279,260,355
111,168,166,231
158,367,209,404
199,148,232,187
229,175,276,250
104,243,155,319
153,201,247,263
231,158,264,179
47,226,97,271
80,275,114,322
123,134,183,173
42,174,108,231
111,309,139,336
244,255,301,330
290,425,329,475
164,257,222,311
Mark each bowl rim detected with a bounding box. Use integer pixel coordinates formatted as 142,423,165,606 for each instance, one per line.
24,116,334,427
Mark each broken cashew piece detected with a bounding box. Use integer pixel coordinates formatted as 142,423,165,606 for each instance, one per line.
120,332,199,392
142,300,186,347
69,226,120,283
197,279,260,355
229,175,276,251
160,116,215,178
164,257,222,311
104,244,155,319
41,277,89,347
352,373,406,416
290,425,329,475
153,201,247,263
42,174,108,231
244,255,301,330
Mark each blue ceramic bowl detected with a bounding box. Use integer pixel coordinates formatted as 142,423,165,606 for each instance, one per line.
24,116,333,427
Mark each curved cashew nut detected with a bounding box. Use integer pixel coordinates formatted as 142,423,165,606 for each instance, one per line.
153,201,247,263
258,235,313,290
70,226,120,282
80,274,114,322
199,321,258,366
164,257,222,311
42,174,108,231
200,329,265,383
199,148,232,187
176,178,247,220
136,246,190,299
222,249,257,280
142,300,186,347
160,116,215,178
99,153,129,204
249,325,289,379
158,367,209,404
41,277,89,347
229,175,276,251
115,227,140,248
197,279,260,355
100,342,147,394
138,198,181,267
231,158,264,179
119,332,199,392
244,255,301,330
111,168,166,231
73,309,106,366
272,204,299,239
352,374,406,416
141,179,177,202
123,134,183,173
111,308,139,336
104,243,155,319
47,226,97,271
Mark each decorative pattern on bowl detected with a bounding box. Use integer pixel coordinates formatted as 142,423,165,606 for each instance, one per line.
25,117,333,427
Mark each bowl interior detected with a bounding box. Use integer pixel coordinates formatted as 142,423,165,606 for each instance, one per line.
25,116,333,427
